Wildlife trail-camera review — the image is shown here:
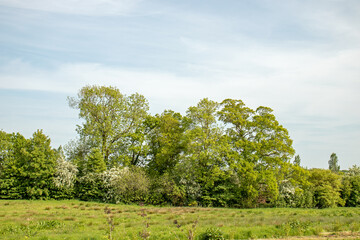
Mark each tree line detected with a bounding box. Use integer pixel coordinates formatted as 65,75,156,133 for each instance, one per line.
1,85,359,208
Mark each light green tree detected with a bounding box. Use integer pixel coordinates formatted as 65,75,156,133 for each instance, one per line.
309,168,344,208
181,98,231,206
68,85,149,167
218,99,295,169
218,99,295,205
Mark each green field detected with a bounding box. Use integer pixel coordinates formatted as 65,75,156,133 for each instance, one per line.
0,200,360,240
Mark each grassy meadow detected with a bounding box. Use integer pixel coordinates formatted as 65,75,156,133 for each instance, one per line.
0,200,360,240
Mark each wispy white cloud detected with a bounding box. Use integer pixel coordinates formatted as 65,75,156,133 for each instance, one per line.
1,0,360,168
0,0,141,16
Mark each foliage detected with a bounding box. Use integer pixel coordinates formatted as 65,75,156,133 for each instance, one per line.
199,227,225,240
183,98,229,206
0,130,57,199
84,148,106,174
147,173,186,206
328,152,340,172
102,166,149,203
1,86,360,209
309,168,344,208
68,85,149,167
146,110,188,176
53,149,78,199
294,155,301,166
342,166,360,207
75,172,105,201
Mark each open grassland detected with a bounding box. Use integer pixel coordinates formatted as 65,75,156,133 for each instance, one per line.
0,200,360,240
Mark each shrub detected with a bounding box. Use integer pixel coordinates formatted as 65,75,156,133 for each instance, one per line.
199,227,225,240
52,154,78,199
309,169,344,208
76,173,105,201
103,166,149,203
147,173,186,206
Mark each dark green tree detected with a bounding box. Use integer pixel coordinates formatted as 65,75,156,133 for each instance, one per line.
328,153,340,172
0,130,57,199
341,165,360,207
85,148,106,173
294,155,301,166
146,110,188,176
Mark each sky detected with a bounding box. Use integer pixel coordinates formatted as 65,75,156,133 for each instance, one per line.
0,0,359,169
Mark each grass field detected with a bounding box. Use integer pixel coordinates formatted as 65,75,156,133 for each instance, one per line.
0,200,360,240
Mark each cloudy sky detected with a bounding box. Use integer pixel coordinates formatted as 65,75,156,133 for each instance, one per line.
0,0,359,169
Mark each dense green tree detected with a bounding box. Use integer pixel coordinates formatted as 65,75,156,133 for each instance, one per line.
85,148,106,174
68,85,149,167
0,130,57,199
218,99,295,206
0,131,26,199
218,99,294,169
341,165,360,207
347,165,360,176
146,110,188,176
309,168,344,208
17,130,57,199
227,158,259,207
294,155,301,166
182,98,231,206
328,153,340,172
147,173,186,205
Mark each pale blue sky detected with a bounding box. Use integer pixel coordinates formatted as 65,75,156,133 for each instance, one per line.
0,0,359,169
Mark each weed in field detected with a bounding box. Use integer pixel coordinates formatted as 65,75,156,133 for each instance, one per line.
277,219,312,237
104,206,115,240
312,225,324,235
199,227,225,240
350,222,360,232
332,221,344,232
139,208,150,239
187,219,198,240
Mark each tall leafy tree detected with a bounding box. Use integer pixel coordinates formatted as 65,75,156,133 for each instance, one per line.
0,131,26,199
341,165,360,207
218,99,294,169
0,130,57,199
182,98,230,206
218,99,295,205
18,130,57,199
294,155,301,166
309,168,344,208
328,153,340,172
85,148,106,174
68,85,149,167
146,110,188,175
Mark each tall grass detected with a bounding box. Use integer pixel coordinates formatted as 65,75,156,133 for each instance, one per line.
0,200,359,239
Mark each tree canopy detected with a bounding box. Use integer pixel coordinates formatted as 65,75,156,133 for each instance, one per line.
0,85,357,209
